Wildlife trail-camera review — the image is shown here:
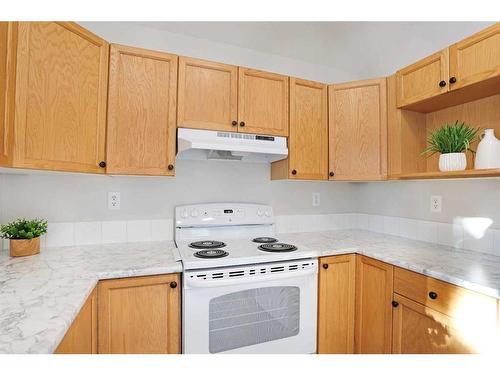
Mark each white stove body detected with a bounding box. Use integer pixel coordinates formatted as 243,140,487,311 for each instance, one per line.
175,203,318,354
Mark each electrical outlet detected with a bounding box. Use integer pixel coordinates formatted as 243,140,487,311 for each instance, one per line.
108,192,121,210
312,193,320,207
430,195,442,213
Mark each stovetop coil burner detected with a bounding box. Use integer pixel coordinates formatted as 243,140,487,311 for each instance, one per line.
194,249,229,259
252,237,278,244
189,240,226,249
258,243,298,252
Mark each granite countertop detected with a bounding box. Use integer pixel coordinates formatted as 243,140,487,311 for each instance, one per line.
279,230,500,299
0,241,181,354
2,229,500,354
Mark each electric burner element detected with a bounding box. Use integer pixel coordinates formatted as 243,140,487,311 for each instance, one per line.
194,249,229,259
258,243,298,252
252,237,278,244
189,240,226,249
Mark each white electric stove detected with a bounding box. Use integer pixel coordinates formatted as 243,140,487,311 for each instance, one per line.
174,203,318,354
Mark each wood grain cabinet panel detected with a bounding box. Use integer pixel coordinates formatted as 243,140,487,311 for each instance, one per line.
328,78,387,181
178,56,238,132
354,256,393,354
317,255,356,354
396,49,449,108
272,78,327,180
12,22,108,173
98,274,181,354
106,44,177,176
55,288,97,354
449,23,500,91
238,68,289,136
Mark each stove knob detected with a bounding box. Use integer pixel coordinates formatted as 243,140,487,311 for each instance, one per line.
257,208,263,216
190,209,198,217
264,210,271,217
181,209,189,218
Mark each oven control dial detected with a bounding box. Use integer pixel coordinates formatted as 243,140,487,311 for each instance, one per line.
190,209,198,217
181,209,189,219
257,208,263,216
264,210,271,217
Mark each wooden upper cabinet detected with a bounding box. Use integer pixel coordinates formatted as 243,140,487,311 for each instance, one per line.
98,274,181,354
106,44,177,176
355,256,394,354
449,23,500,91
396,49,449,108
329,78,387,181
317,255,356,354
178,56,238,132
238,68,289,136
55,288,97,354
12,22,108,173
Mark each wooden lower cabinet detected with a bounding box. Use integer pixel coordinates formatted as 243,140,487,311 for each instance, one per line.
55,288,97,354
317,255,356,353
98,274,181,354
354,256,394,353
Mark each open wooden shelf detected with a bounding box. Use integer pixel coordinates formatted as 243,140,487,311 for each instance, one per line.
390,168,500,180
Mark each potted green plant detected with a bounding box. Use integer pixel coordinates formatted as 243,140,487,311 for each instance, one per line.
422,121,480,172
0,218,48,257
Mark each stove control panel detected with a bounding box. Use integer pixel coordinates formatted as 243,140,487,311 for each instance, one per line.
175,203,274,227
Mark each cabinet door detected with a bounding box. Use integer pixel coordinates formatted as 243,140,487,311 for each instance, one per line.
329,78,387,181
449,23,500,91
392,294,477,354
238,68,289,136
317,255,356,354
0,22,17,166
13,22,108,173
288,78,328,180
178,56,238,132
355,256,393,354
396,49,449,107
106,44,177,176
55,288,97,354
98,274,180,354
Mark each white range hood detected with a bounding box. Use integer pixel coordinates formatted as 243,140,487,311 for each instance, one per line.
176,128,288,163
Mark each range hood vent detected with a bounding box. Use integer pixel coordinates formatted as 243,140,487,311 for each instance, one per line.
177,128,288,163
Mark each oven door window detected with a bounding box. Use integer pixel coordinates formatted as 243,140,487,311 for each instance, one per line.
208,286,300,353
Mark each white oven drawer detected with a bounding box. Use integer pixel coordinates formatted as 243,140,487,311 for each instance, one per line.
182,258,318,354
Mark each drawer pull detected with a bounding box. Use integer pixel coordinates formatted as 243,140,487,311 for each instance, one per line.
392,300,399,307
428,291,438,300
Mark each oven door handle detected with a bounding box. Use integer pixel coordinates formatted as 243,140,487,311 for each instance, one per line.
184,266,316,289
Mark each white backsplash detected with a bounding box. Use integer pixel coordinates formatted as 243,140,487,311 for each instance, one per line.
3,213,500,257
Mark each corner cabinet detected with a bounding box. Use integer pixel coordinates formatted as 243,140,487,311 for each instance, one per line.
238,68,289,136
317,255,356,354
354,256,393,353
272,78,328,180
106,44,178,176
5,22,109,173
177,56,238,132
98,274,181,354
55,288,97,354
328,78,387,181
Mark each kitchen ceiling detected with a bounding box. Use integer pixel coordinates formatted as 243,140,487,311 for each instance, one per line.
134,22,493,78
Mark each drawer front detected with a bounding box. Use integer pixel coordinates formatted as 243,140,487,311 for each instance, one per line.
394,267,498,320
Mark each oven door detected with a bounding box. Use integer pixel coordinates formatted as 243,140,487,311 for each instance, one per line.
182,259,318,354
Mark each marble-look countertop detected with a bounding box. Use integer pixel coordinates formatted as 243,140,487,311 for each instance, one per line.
279,230,500,299
0,241,181,354
2,229,500,354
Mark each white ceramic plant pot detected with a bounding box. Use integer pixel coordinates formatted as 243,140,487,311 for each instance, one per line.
474,129,500,169
439,152,467,172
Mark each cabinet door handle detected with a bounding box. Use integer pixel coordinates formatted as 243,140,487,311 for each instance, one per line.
231,120,237,127
99,161,106,168
392,300,399,307
439,80,447,87
170,281,177,289
449,76,457,84
239,121,245,127
428,291,438,300
291,169,297,175
322,263,329,269
167,164,174,171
